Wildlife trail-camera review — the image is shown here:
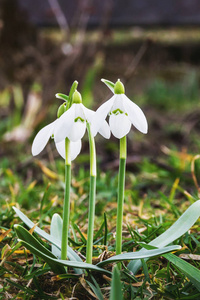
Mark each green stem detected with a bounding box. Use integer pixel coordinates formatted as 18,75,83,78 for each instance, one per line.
116,136,127,257
61,138,71,260
86,122,96,264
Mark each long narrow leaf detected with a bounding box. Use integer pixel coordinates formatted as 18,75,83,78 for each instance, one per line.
86,280,104,300
97,245,181,267
109,265,123,300
128,200,200,273
50,214,83,275
19,239,111,276
13,207,82,263
15,225,65,274
15,225,56,259
50,213,62,258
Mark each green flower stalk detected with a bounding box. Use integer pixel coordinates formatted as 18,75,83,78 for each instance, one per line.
31,80,81,261
54,88,110,261
92,78,148,259
61,137,71,260
59,81,78,260
86,122,97,264
116,135,127,256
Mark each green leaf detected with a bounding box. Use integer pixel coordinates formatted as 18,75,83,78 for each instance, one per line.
12,207,82,263
55,93,69,102
50,213,62,258
90,275,104,300
128,200,200,273
50,214,83,275
101,78,115,93
19,239,111,276
104,212,108,246
15,225,65,274
97,245,181,267
6,279,37,296
86,280,104,300
73,223,87,244
163,253,200,292
109,265,123,300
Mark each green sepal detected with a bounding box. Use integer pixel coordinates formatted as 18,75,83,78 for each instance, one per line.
114,79,125,94
72,90,82,104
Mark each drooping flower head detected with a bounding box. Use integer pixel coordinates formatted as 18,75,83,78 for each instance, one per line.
54,90,110,144
91,79,148,139
32,100,81,161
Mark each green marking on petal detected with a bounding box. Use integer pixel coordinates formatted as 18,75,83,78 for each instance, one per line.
74,117,85,123
111,109,124,115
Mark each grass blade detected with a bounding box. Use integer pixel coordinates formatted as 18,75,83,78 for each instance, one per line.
163,253,200,292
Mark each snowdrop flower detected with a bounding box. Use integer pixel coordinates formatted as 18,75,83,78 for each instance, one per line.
54,90,110,143
32,104,81,161
91,79,148,139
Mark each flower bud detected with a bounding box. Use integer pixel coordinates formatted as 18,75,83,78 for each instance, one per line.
72,90,82,104
114,79,125,94
57,103,66,118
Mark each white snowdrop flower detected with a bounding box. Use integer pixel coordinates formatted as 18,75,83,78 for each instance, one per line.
54,90,110,143
32,115,81,162
91,79,148,139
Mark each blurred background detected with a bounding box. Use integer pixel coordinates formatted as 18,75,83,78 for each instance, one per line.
1,0,200,212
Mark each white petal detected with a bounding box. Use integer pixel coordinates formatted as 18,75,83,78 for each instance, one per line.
81,105,111,139
55,140,65,159
68,121,86,142
31,120,56,156
70,140,82,161
54,105,75,143
123,95,148,134
109,113,131,139
55,140,82,161
98,120,111,139
111,94,125,112
67,104,86,142
91,95,116,136
80,104,94,122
